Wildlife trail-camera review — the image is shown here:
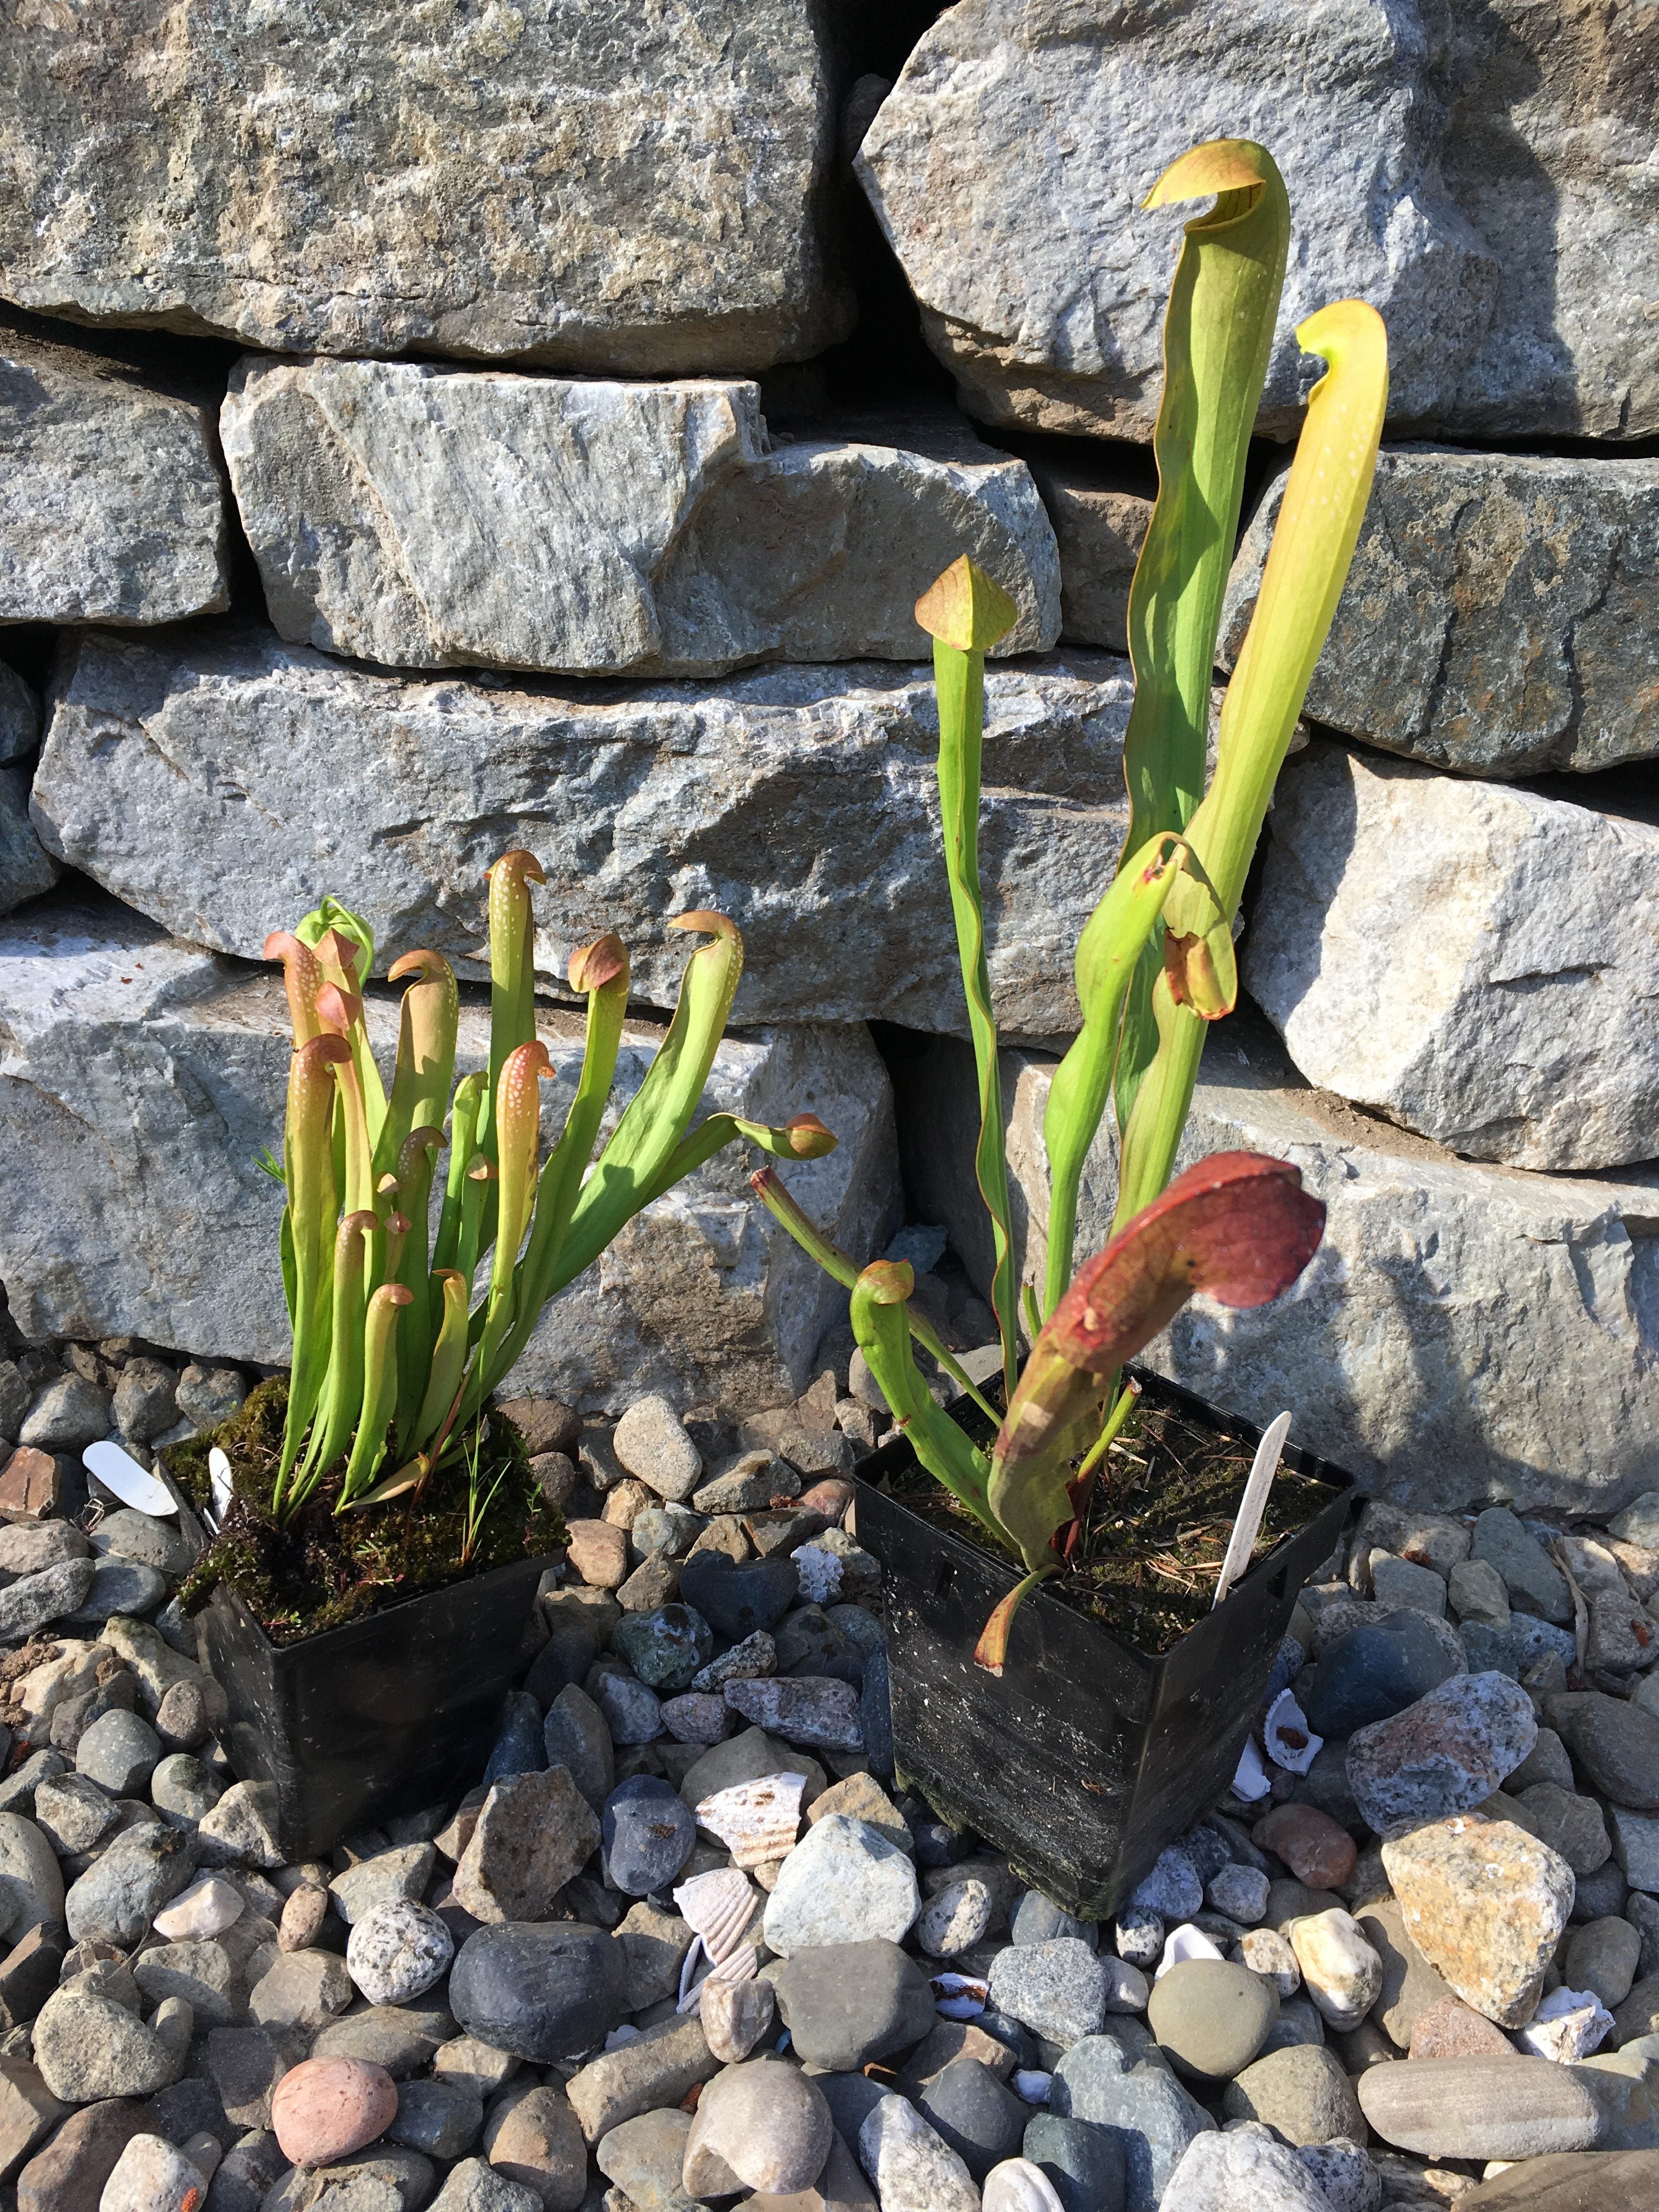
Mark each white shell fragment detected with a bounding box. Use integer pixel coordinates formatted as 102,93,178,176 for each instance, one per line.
1232,1736,1272,1802
673,1867,758,1962
676,1933,760,2015
1517,1985,1614,2063
693,1772,808,1869
83,1438,177,1517
931,1971,989,2018
1154,1925,1224,1981
207,1446,234,1531
1012,2070,1052,2104
793,1543,843,1602
983,2158,1067,2212
1263,1689,1323,1777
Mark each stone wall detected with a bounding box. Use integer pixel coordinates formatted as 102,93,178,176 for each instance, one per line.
1,2,1655,1486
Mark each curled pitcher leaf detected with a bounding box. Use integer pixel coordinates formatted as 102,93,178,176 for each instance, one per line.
989,1154,1326,1570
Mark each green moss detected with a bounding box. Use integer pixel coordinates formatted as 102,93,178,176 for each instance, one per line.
169,1376,566,1647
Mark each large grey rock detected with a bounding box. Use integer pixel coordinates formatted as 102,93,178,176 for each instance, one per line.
0,3,848,370
857,0,1659,443
221,366,1058,676
1223,449,1659,777
0,900,900,1414
0,658,38,766
900,1006,1659,1513
1243,741,1659,1170
33,621,1136,1034
0,319,228,625
0,769,56,916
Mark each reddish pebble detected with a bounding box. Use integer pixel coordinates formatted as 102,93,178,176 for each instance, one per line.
795,1479,854,1520
1252,1802,1358,1891
279,1883,330,1953
1408,1994,1514,2059
563,1520,627,1589
271,2056,397,2167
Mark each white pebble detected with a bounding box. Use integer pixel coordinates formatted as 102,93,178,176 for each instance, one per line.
151,1873,244,1942
1516,1985,1613,2063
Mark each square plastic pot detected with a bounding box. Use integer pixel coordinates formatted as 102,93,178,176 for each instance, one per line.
850,1367,1358,1919
170,1486,551,1859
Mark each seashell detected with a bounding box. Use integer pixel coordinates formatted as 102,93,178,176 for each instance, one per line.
672,1867,758,1963
930,1971,988,2019
207,1446,234,1531
1011,2070,1052,2104
83,1438,177,1518
983,2158,1066,2212
693,1771,808,1869
701,1970,776,2063
1263,1688,1323,1777
676,1936,758,2015
1154,1923,1224,1981
1231,1735,1272,1802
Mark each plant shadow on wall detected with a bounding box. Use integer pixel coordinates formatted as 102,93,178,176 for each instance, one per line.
755,136,1390,1899
170,869,838,1644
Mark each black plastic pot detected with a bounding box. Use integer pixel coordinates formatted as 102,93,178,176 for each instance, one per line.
169,1488,551,1859
853,1367,1358,1919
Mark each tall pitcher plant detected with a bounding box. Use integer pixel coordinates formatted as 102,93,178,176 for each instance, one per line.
757,137,1383,1662
266,860,836,1523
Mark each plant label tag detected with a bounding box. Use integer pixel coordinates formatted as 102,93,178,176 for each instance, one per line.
207,1447,234,1532
82,1439,178,1517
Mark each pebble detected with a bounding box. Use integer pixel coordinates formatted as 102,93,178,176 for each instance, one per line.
1407,1993,1515,2057
1547,1690,1659,1812
1369,1552,1447,1618
690,1629,777,1693
272,2053,399,2166
249,1949,356,2038
586,1667,664,1746
1383,1814,1575,2026
428,2154,543,2209
194,1779,285,1869
1300,1612,1464,1739
0,1557,97,1639
917,1876,996,1957
917,2053,1029,2180
33,1770,120,1854
279,1882,330,1953
1115,1908,1164,1969
149,1752,223,1830
859,2091,980,2212
724,1674,864,1750
1012,1892,1096,1948
313,1999,455,2078
1461,1614,1578,1680
1222,2042,1365,2145
683,2055,834,2196
1237,1927,1301,1996
1513,1778,1612,1874
453,1769,599,1922
32,1986,179,2100
700,1970,776,2063
1020,2113,1126,2212
1251,1804,1357,1891
1356,2053,1600,2160
1051,2035,1214,2212
449,1921,630,2062
988,1938,1110,2049
1515,1983,1615,2063
387,2078,485,2160
1294,2138,1381,2212
482,1691,546,1786
1288,1910,1384,2028
65,1819,189,1944
1448,1558,1511,1628
602,1775,696,1894
1148,1958,1279,2081
762,1814,918,1954
810,1771,912,1853
772,1936,934,2068
613,1395,703,1503
1471,1508,1572,1624
481,2083,588,2204
99,2132,212,2212
346,1897,455,2006
1566,1915,1643,2008
982,2155,1066,2212
594,2104,693,2208
1345,1671,1537,1832
1127,1847,1204,1923
678,1552,799,1641
72,1706,163,1796
657,1691,731,1746
330,1842,437,1925
542,1683,616,1810
1161,2126,1340,2211
1205,1864,1268,1924
612,1604,713,1692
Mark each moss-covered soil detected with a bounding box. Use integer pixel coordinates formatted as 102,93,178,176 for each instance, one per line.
169,1377,565,1645
881,1379,1339,1656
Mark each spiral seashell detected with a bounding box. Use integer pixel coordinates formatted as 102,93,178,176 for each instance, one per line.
1263,1687,1323,1776
693,1771,808,1869
672,1867,758,1963
982,2158,1066,2212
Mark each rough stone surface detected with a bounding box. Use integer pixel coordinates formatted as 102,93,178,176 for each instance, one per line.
0,769,57,917
452,1771,599,1926
1050,2034,1214,2212
1244,742,1659,1170
0,318,228,627
1548,1694,1659,1813
32,1989,178,2102
856,2094,978,2212
761,1815,919,1955
346,1901,455,2010
1224,447,1659,779
1345,1672,1538,1832
904,1009,1659,1510
564,2014,719,2146
222,369,1057,676
1356,2055,1601,2161
1159,2129,1341,2211
1383,1814,1575,2027
0,902,900,1414
35,623,1142,1037
987,1939,1109,2050
1221,2045,1364,2148
857,0,1659,443
0,4,849,370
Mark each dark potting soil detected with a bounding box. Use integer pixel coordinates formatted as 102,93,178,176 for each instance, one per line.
170,1377,566,1645
881,1383,1339,1656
